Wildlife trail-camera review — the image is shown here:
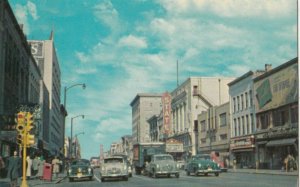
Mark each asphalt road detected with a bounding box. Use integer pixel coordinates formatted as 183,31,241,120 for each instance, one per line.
40,169,298,187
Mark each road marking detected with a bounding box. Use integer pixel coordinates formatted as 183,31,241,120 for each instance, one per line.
94,174,102,183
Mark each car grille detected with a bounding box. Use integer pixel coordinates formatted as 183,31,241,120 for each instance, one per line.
107,167,122,174
162,165,174,171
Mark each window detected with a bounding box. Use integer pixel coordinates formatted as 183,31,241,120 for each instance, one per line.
238,118,240,136
245,92,248,108
241,94,244,110
234,119,237,136
220,134,227,140
194,120,198,131
249,90,253,106
246,115,249,134
193,85,198,95
273,108,288,127
211,135,216,142
233,98,236,113
219,113,226,127
251,113,255,133
260,113,269,129
291,105,298,124
201,138,206,144
242,116,245,135
237,96,240,111
200,120,206,132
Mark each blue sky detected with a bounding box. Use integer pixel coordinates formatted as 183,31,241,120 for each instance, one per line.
8,0,297,159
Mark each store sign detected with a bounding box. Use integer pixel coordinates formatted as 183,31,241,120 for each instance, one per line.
263,127,298,139
0,114,16,131
29,41,44,57
166,139,183,152
162,92,172,135
254,63,298,112
230,136,255,150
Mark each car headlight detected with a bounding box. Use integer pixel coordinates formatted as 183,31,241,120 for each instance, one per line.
68,169,72,173
101,167,106,171
198,163,202,168
156,164,160,168
177,163,180,168
88,168,92,173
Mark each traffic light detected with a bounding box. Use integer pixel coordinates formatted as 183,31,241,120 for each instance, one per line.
16,112,26,145
26,112,35,133
25,112,35,146
26,134,35,146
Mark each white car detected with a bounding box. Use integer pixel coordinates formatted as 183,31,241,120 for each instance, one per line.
100,156,129,182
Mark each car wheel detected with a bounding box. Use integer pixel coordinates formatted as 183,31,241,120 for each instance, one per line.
186,170,190,176
215,173,219,177
124,176,128,181
167,174,171,178
204,173,208,176
101,178,105,182
69,178,73,182
175,173,180,178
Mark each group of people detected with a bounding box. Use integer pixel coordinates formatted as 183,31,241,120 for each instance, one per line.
0,150,62,187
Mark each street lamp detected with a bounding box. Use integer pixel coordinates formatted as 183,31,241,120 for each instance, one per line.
63,83,86,159
74,132,84,159
70,115,84,158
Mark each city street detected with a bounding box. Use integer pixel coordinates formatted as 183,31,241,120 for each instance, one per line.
1,169,296,187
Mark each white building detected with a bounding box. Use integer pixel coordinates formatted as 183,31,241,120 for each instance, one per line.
228,66,270,169
130,93,162,143
29,32,63,155
170,77,235,156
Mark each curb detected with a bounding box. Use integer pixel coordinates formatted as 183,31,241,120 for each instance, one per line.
227,170,298,176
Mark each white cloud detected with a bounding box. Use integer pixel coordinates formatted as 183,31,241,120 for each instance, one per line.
118,35,148,48
26,1,39,20
159,0,295,18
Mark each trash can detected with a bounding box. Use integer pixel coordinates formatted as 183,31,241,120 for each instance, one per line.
43,163,52,181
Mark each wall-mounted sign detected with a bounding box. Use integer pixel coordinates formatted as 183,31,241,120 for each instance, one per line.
230,135,255,150
162,92,172,135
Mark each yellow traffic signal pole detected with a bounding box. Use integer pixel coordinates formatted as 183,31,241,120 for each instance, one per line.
20,113,28,187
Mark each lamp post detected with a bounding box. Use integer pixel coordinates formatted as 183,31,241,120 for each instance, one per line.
63,83,86,159
74,132,84,159
70,115,84,158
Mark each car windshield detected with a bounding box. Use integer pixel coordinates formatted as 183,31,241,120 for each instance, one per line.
71,159,89,166
154,155,173,161
193,155,211,161
104,158,123,163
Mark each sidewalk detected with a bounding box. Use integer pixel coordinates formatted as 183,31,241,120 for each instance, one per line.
0,172,67,187
227,168,299,176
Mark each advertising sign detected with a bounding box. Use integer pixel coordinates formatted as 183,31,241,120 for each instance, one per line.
162,92,172,135
254,63,298,112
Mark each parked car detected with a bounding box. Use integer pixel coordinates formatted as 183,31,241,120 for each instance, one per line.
68,159,93,182
100,156,129,182
185,154,221,176
146,154,180,178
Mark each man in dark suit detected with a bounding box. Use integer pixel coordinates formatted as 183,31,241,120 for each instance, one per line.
7,151,21,187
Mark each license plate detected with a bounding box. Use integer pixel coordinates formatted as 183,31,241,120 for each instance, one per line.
77,173,82,177
208,168,212,171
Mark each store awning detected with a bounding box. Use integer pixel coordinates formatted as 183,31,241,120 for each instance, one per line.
266,138,297,147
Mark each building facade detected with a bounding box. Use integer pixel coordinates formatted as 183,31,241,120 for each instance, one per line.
0,0,39,157
130,93,162,143
228,68,269,169
29,35,63,156
169,77,235,156
254,58,298,169
198,102,231,165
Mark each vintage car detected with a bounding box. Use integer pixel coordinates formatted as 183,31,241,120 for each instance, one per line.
100,156,129,182
112,154,132,177
68,159,93,182
146,154,180,178
185,154,221,176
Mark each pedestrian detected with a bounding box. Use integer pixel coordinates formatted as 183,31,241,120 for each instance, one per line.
52,156,60,179
26,156,32,180
7,151,21,187
36,156,45,179
0,155,5,178
32,156,39,178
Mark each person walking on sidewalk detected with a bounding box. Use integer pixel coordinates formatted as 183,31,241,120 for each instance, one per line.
7,151,21,187
37,156,45,179
32,156,39,178
52,156,60,179
26,156,32,180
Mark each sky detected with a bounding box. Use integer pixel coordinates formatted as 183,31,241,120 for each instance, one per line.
8,0,297,159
